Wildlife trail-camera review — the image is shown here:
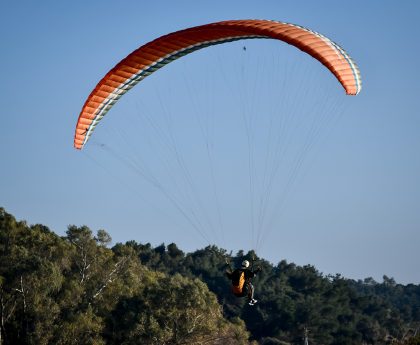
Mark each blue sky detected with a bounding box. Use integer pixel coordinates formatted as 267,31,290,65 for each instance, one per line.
1,0,419,284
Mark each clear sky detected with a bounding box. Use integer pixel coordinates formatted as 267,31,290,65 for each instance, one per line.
1,0,419,284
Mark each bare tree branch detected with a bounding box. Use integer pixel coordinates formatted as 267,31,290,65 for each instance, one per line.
92,257,128,300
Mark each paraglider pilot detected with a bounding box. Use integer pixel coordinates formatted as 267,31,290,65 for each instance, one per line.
226,259,261,305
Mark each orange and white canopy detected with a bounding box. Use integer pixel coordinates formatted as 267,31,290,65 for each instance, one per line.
74,19,362,150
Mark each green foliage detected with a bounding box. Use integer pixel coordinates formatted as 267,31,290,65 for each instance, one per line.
107,272,249,344
1,207,419,345
125,239,420,344
0,208,249,345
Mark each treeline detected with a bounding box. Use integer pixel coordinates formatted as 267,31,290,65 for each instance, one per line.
121,243,420,344
0,208,248,344
1,207,419,344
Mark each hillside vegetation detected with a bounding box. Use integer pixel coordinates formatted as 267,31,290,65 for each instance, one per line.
1,207,419,344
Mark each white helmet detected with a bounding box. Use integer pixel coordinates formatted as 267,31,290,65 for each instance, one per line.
242,260,250,268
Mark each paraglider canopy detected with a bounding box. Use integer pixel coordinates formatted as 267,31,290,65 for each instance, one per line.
74,19,361,150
